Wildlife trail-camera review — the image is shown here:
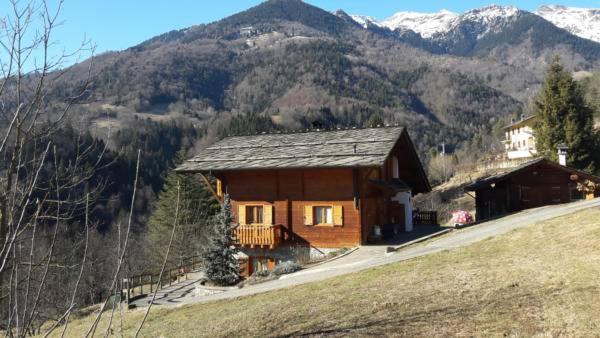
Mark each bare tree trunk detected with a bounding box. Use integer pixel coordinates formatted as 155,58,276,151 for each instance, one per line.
86,150,141,338
135,180,181,337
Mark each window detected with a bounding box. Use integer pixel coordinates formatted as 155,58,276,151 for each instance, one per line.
570,184,584,201
392,156,399,179
521,186,531,202
252,257,268,273
551,187,561,203
314,206,333,225
246,206,263,224
304,205,343,226
239,204,272,226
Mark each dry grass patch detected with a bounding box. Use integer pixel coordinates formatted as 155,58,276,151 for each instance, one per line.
52,208,600,337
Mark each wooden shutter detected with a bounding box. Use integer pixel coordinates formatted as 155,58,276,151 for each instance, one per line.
333,205,343,226
304,205,313,225
238,205,246,225
216,179,223,197
263,205,273,225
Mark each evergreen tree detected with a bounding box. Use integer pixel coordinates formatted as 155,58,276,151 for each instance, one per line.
203,194,241,286
534,57,597,171
366,112,384,128
146,149,219,268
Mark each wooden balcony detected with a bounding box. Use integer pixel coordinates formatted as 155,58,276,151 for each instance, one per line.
234,224,282,249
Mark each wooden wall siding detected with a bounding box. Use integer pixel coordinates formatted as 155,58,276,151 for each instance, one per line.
222,168,362,248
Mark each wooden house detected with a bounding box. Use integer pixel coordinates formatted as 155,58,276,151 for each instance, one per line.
464,158,600,221
177,126,430,275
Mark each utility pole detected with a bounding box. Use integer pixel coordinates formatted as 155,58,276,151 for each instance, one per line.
441,143,446,182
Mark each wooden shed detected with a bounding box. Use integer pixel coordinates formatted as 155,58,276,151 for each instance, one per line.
464,158,600,221
177,126,430,275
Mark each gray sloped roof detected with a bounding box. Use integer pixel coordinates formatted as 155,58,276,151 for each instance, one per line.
176,126,405,172
463,157,600,191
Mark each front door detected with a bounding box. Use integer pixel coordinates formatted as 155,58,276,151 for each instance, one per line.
388,202,405,234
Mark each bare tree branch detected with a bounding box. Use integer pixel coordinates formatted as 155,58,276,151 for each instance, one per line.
135,180,181,337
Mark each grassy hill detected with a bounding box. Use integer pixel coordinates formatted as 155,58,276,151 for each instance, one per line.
53,207,600,337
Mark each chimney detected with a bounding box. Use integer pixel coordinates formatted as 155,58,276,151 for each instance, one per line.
557,143,568,166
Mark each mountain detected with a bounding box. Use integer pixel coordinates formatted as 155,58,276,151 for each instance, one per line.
349,14,383,29
536,5,600,43
379,10,458,38
348,4,600,65
352,4,600,44
352,5,522,40
43,0,600,160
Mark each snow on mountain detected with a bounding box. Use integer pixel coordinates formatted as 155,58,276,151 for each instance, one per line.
350,5,522,40
458,5,522,39
349,14,383,29
379,10,457,38
536,5,600,43
348,4,600,44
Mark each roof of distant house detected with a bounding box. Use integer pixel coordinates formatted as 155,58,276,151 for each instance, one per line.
504,115,537,130
176,126,409,172
464,157,600,191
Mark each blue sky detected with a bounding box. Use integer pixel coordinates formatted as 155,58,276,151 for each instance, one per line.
1,0,598,59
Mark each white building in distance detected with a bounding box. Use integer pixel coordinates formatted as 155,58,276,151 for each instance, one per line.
504,115,537,159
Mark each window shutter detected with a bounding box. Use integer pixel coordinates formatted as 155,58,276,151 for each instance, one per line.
264,205,273,225
238,205,246,225
216,179,223,197
304,205,313,225
333,205,343,226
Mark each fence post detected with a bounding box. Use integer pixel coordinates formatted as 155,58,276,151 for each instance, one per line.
125,278,130,304
150,274,153,293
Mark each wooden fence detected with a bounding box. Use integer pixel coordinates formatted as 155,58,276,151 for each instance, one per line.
121,256,202,305
414,211,438,225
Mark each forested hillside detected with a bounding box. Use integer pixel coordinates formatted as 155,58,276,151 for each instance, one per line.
2,0,600,331
15,0,600,238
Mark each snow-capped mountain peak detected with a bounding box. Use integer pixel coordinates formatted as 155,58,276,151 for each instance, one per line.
536,5,600,43
459,5,522,38
379,9,458,38
347,4,600,44
349,14,383,29
352,5,522,40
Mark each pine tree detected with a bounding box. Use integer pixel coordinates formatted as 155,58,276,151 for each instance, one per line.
534,57,597,171
146,149,219,268
366,112,384,128
203,194,241,286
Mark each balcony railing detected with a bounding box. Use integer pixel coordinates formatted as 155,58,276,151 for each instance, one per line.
234,224,282,249
414,211,438,225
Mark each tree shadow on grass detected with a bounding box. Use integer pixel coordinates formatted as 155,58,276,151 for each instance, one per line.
274,287,554,337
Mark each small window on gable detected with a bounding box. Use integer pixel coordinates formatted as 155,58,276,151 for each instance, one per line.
246,205,263,225
392,156,399,179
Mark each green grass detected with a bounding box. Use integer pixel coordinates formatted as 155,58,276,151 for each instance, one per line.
51,208,600,337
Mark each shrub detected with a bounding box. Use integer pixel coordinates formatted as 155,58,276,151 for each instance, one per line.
253,270,270,278
271,261,301,276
